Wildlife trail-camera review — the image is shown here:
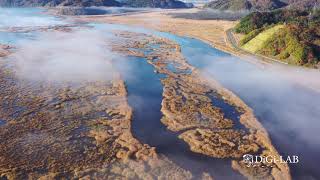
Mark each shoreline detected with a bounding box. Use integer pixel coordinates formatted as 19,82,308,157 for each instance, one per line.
74,9,320,94
73,9,258,64
0,27,193,180
114,30,291,180
0,7,318,177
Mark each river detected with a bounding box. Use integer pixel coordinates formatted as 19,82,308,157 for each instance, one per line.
0,7,319,180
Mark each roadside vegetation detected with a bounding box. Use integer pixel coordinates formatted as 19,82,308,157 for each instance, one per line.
241,25,284,52
236,8,320,67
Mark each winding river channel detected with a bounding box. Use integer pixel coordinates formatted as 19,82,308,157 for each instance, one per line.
95,22,320,180
117,56,244,179
1,7,320,180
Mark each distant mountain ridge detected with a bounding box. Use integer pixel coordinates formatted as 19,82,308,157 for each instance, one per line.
205,0,319,11
0,0,122,7
0,0,193,8
122,0,193,8
286,0,320,9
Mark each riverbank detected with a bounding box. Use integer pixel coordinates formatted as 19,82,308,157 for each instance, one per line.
76,9,320,94
75,9,238,54
0,22,192,180
111,30,291,180
73,9,320,179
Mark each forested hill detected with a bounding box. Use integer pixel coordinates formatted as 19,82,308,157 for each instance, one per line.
205,0,319,11
235,8,320,67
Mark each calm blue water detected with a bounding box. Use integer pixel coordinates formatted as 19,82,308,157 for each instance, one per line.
116,56,244,179
0,31,36,44
1,8,319,179
0,119,5,126
0,8,65,28
0,8,65,44
165,36,320,180
209,93,244,130
96,23,320,179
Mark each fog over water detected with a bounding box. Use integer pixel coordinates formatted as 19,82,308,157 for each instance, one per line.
0,8,65,28
9,30,124,83
55,7,155,15
162,34,320,179
170,36,320,149
1,7,320,179
199,57,320,145
104,24,320,179
0,8,131,84
182,47,320,179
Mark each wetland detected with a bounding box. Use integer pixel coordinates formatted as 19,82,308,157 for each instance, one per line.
1,7,319,180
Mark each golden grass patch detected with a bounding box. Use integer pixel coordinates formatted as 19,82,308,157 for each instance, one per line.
242,25,284,53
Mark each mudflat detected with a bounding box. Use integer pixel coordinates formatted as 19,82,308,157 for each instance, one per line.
76,9,320,93
75,9,238,55
0,8,294,180
113,31,291,180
